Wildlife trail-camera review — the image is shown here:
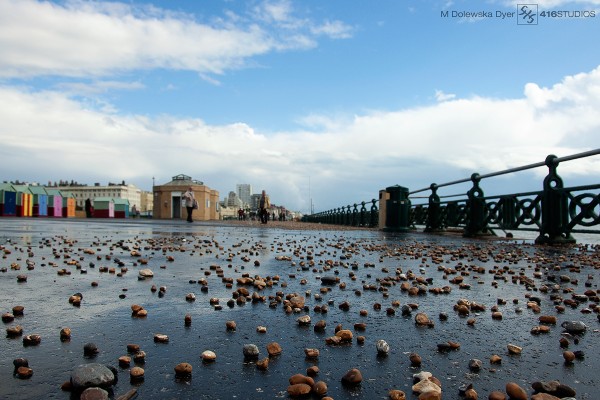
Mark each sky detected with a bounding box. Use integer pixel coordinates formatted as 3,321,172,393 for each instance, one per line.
1,0,599,213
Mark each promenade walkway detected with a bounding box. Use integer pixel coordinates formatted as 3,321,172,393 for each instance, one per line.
0,218,597,399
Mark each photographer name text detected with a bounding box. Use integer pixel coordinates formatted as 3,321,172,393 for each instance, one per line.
441,8,596,22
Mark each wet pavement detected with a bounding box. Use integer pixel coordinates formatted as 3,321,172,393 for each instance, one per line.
0,218,598,399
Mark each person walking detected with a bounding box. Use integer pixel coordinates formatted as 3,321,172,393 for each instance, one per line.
183,187,195,222
259,190,270,224
85,198,93,218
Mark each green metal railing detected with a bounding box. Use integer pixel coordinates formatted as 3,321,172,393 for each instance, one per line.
303,149,600,243
302,199,380,228
410,150,600,243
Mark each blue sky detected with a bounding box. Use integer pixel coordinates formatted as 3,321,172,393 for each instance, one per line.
1,0,599,213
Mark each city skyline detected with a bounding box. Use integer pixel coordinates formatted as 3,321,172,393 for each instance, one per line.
1,0,599,213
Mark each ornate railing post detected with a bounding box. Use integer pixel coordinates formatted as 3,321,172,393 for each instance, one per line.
359,201,367,226
499,196,517,229
351,204,358,226
464,173,488,237
425,183,442,232
370,199,378,227
345,205,351,225
535,155,576,244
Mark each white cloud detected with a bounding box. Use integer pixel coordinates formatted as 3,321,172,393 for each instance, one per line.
310,20,354,39
0,0,351,79
435,90,456,102
1,65,599,211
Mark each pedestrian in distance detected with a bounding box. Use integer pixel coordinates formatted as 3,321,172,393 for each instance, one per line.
183,187,196,222
259,190,270,224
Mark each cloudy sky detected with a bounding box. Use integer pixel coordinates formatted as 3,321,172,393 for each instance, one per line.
1,0,599,213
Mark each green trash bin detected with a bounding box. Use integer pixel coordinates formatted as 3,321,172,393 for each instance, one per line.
385,185,410,232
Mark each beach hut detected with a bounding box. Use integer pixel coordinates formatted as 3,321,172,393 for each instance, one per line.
46,189,64,217
93,197,114,218
29,186,48,217
13,185,33,217
0,183,17,216
61,192,76,218
113,198,130,219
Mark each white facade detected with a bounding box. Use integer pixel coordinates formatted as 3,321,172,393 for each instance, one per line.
55,184,146,211
236,184,252,206
227,191,243,208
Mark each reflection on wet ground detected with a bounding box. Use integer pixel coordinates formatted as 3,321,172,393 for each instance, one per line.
0,218,598,399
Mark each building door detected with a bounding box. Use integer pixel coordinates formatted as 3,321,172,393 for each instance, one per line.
172,196,181,219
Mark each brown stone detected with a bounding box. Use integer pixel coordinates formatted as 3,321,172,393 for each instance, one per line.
201,350,217,362
505,382,528,400
80,387,109,400
306,365,319,377
539,315,557,324
135,309,147,317
256,357,269,370
507,344,522,355
16,366,33,379
6,325,23,337
325,336,342,345
226,320,237,331
22,334,41,346
2,312,15,323
12,305,24,316
531,394,560,400
415,312,431,326
341,368,362,386
488,391,506,400
130,367,144,380
313,381,328,396
490,354,502,364
389,389,406,400
131,304,143,314
153,333,169,343
456,304,470,315
289,296,305,309
465,388,478,399
287,383,312,397
428,376,442,388
409,353,422,367
126,344,140,353
314,319,327,332
267,342,282,356
563,351,575,363
174,362,192,377
118,356,131,367
304,348,319,359
60,327,72,341
335,329,353,342
412,379,441,394
418,392,442,400
289,373,314,386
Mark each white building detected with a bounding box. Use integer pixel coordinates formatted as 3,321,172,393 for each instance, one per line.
236,184,252,206
55,183,145,212
227,191,243,208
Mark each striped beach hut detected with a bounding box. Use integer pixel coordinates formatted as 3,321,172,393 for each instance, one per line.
93,197,114,218
29,186,48,217
61,191,76,218
14,185,33,217
46,189,63,217
0,183,17,216
113,198,130,219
